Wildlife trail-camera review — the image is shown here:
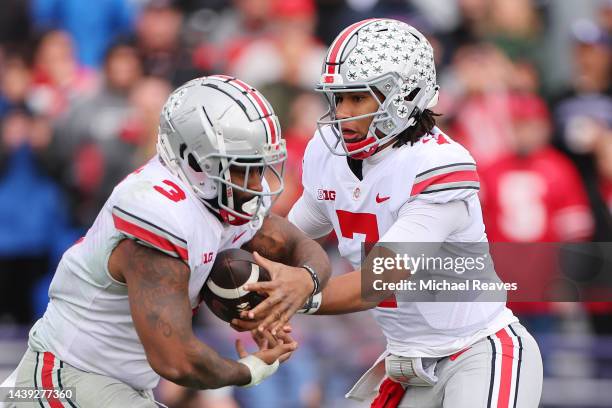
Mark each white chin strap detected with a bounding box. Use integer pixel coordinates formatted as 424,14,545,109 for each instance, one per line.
242,196,259,215
242,196,265,230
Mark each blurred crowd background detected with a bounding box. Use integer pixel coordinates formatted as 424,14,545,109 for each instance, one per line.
0,0,611,407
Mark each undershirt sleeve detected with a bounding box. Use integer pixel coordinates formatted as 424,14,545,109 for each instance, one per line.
378,200,469,257
288,190,334,239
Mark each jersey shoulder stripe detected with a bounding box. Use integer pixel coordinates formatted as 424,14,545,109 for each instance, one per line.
411,162,479,196
112,206,189,262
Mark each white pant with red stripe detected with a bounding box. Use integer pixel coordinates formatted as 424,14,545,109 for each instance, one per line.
11,348,163,408
390,323,542,408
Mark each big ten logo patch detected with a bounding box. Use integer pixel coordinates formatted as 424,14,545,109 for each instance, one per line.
317,189,336,201
202,252,214,264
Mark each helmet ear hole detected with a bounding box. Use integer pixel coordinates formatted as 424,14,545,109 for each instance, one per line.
188,153,203,172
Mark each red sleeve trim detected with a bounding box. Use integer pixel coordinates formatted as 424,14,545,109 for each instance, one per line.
113,214,189,262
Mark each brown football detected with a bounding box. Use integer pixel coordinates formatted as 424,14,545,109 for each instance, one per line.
201,248,270,323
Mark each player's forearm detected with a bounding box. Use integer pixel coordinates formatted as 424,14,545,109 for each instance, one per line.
288,236,331,288
173,340,251,389
314,271,378,314
245,214,331,287
118,241,251,389
315,244,409,314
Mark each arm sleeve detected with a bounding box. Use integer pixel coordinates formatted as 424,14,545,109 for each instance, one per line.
378,200,469,257
287,190,334,239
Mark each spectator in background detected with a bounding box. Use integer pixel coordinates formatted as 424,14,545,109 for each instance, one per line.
480,93,593,243
48,41,144,227
136,0,203,86
479,93,594,333
455,0,490,39
601,0,612,36
190,0,276,75
442,42,516,167
30,0,136,68
0,54,31,119
126,76,172,163
486,0,547,95
589,129,612,335
551,19,612,272
271,92,325,216
28,30,97,119
229,0,326,127
0,108,70,324
552,19,612,159
76,76,170,225
438,0,491,59
439,0,548,92
0,0,31,51
208,0,274,47
52,40,143,153
595,131,612,223
486,0,544,63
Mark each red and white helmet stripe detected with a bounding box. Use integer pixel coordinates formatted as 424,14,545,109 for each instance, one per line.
208,75,280,145
325,18,379,75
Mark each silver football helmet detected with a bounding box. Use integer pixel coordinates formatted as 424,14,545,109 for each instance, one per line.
316,18,439,159
157,75,286,228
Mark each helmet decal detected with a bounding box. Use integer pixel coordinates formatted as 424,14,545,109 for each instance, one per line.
316,18,440,159
210,75,280,145
325,18,379,75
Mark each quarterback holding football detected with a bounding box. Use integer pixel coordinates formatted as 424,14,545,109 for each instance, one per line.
243,18,544,408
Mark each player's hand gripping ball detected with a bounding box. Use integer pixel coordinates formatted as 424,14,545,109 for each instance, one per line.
201,248,271,322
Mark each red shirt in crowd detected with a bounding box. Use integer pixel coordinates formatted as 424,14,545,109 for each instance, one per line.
480,147,593,243
479,147,594,314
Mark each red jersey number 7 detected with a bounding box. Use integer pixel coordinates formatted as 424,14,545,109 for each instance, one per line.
336,210,397,308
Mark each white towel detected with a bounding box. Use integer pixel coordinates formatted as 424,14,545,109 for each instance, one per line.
345,351,389,402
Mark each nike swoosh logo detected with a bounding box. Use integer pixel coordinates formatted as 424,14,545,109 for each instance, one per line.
232,230,247,244
376,193,390,203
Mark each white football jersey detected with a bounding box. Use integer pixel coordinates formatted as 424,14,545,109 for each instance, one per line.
28,156,260,390
291,126,516,357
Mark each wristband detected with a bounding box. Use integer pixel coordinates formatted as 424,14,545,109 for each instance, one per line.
237,355,280,388
302,264,321,295
297,292,322,314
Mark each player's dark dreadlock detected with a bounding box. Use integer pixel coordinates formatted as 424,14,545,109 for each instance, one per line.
393,109,441,148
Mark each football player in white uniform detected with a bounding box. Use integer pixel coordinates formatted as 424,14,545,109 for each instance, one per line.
241,19,543,407
5,76,331,408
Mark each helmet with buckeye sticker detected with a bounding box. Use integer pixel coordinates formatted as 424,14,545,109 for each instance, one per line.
316,18,439,159
157,75,286,228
